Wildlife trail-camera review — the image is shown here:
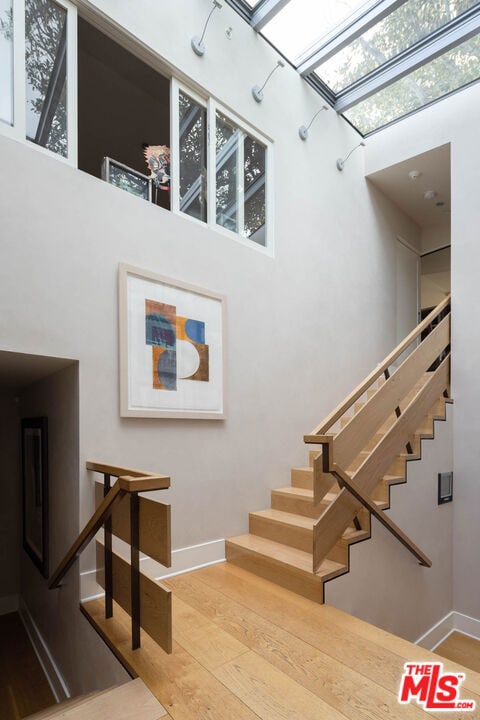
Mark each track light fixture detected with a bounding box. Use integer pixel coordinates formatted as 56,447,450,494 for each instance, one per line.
298,105,328,141
252,60,285,103
336,141,366,171
191,0,222,57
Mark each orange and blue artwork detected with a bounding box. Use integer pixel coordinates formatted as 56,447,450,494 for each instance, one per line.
145,299,209,391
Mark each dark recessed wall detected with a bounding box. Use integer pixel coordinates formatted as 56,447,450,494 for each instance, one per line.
78,19,170,209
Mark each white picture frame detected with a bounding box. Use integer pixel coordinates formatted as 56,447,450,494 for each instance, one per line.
119,264,226,419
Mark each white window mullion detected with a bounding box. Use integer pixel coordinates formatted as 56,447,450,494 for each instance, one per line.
237,130,244,237
65,1,77,166
265,145,274,253
170,78,181,214
207,97,216,228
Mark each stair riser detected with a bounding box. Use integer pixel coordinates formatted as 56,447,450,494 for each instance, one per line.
388,456,408,476
291,467,314,490
271,491,327,518
226,541,343,604
249,514,312,553
292,467,338,499
326,544,348,565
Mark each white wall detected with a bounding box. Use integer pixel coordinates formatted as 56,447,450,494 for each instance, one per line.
366,81,480,622
0,0,431,690
0,392,21,613
325,405,453,642
18,366,129,696
421,224,451,254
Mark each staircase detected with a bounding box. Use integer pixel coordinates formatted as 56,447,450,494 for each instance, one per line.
45,463,173,716
25,678,167,719
227,296,452,602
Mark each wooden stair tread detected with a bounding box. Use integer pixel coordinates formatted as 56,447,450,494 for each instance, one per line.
24,679,167,720
227,534,346,580
23,690,114,720
341,527,370,543
250,508,314,529
273,487,337,502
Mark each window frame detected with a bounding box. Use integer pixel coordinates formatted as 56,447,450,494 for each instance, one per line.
0,0,77,165
171,78,274,256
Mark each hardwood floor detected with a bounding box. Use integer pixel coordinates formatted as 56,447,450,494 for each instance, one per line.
82,562,480,719
435,631,480,674
0,612,55,719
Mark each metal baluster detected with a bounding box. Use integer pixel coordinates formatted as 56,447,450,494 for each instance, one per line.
103,473,113,619
130,492,141,650
384,369,413,454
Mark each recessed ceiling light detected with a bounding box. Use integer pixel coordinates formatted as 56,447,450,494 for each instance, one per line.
423,190,437,200
408,170,421,180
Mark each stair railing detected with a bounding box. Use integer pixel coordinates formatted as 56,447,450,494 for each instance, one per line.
304,295,451,573
49,462,170,651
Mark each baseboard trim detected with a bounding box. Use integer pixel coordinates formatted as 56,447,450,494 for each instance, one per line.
416,611,480,650
0,594,19,615
156,538,226,580
81,538,226,600
19,598,70,702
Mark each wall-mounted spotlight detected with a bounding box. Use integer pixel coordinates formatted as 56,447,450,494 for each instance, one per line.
252,60,285,103
336,141,366,171
298,105,328,141
191,0,222,57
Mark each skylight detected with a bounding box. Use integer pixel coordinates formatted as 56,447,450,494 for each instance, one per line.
226,0,480,135
261,0,372,63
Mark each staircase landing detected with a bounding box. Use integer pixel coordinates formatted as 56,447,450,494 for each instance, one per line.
81,562,480,719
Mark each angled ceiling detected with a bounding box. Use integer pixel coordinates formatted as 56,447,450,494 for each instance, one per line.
367,144,451,227
225,0,480,135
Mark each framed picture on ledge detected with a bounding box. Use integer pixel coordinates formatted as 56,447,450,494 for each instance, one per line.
22,417,49,578
119,264,226,419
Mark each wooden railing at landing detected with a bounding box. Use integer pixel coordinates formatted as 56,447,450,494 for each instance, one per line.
305,295,451,573
48,462,171,652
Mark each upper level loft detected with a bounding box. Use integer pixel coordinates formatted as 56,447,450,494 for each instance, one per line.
0,0,272,253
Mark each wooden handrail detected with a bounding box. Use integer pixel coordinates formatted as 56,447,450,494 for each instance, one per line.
308,294,451,436
311,356,450,572
48,482,124,589
305,314,450,452
332,466,431,567
49,464,171,589
86,461,170,485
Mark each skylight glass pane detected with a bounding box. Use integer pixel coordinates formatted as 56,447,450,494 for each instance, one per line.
244,0,259,5
316,0,478,92
262,0,373,64
343,33,480,133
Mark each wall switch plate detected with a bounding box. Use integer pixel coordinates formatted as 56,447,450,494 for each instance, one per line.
438,472,453,504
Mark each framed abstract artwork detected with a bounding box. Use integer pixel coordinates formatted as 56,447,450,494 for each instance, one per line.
22,417,49,578
119,264,226,419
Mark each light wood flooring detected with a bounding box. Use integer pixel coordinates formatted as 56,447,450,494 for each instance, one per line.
435,631,480,675
0,612,55,719
82,562,480,719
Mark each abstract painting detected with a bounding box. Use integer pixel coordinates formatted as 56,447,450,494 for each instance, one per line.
119,264,225,418
22,417,49,578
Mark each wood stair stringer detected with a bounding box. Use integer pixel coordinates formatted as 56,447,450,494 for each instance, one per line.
226,361,451,603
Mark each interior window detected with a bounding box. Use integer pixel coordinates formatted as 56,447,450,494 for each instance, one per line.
216,111,266,245
179,92,207,222
25,0,68,156
77,18,171,210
